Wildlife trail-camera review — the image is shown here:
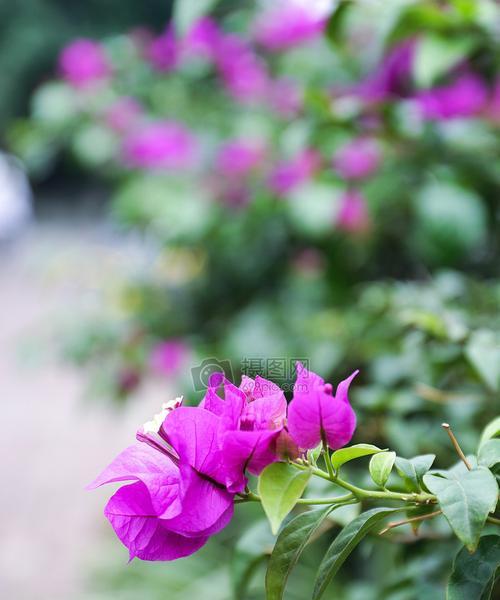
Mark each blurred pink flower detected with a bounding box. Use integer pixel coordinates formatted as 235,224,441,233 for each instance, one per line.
268,78,304,117
215,35,270,103
184,17,222,61
269,149,321,197
216,140,265,177
105,97,143,133
333,138,381,181
122,121,198,170
336,189,371,233
254,0,329,51
59,39,111,88
415,72,487,120
147,26,178,72
150,340,189,377
357,38,416,102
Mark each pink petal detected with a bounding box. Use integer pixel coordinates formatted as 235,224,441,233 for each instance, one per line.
105,481,208,561
88,444,181,518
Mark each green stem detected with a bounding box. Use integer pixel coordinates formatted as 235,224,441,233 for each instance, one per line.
297,493,355,505
322,435,336,481
293,462,436,504
487,516,500,526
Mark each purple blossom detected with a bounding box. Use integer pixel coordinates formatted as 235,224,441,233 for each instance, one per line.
59,39,111,89
183,17,222,61
415,73,488,121
336,189,371,233
215,35,270,103
216,140,265,177
254,0,329,51
147,26,178,72
269,149,322,197
104,97,143,133
287,363,358,450
122,121,198,170
150,339,189,377
333,138,381,181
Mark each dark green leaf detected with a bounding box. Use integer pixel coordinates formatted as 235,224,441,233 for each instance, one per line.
331,444,384,471
447,535,500,600
395,457,420,492
265,507,335,600
423,468,499,551
312,507,402,599
478,439,500,469
258,463,311,535
369,451,396,488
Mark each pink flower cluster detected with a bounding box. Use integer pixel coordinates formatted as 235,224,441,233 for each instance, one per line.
59,39,111,89
90,364,358,561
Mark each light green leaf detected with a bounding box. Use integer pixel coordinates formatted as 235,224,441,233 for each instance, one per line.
423,468,499,551
414,34,475,88
266,506,335,600
478,439,500,469
369,451,396,487
465,330,500,392
173,0,219,36
312,507,402,600
258,463,311,535
231,520,275,599
395,457,420,491
479,416,500,450
447,535,500,600
331,444,384,471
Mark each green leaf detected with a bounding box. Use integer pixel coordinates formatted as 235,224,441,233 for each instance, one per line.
447,535,500,600
423,468,499,551
465,330,500,392
173,0,219,36
369,451,396,487
312,507,402,599
258,463,311,535
479,416,500,450
413,34,475,88
231,520,275,599
395,457,420,491
266,506,335,600
478,439,500,469
331,444,384,471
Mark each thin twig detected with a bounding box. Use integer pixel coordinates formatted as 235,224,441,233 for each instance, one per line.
379,510,442,536
442,423,472,470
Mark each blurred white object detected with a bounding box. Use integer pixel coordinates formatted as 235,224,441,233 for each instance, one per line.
0,152,33,241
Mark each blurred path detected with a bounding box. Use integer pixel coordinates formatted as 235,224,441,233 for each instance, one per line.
0,216,166,600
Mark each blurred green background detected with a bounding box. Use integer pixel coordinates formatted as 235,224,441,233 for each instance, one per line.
0,1,498,599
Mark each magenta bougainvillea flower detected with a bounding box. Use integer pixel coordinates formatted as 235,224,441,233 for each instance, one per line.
150,339,190,377
104,97,143,133
91,365,358,561
415,73,488,121
333,138,381,181
147,26,178,72
269,149,322,197
215,35,270,103
216,140,265,177
122,121,198,170
357,38,417,102
268,78,304,117
336,189,371,233
90,397,234,561
287,362,358,450
254,0,329,51
184,17,222,61
59,39,111,89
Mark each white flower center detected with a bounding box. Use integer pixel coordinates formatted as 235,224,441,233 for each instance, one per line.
142,396,183,434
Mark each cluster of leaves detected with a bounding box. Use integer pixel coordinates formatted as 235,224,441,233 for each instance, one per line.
236,417,500,599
